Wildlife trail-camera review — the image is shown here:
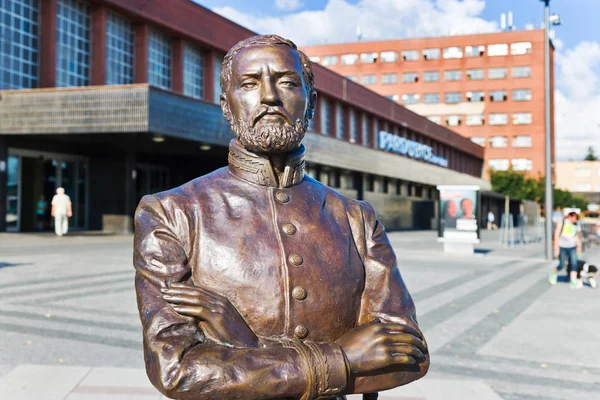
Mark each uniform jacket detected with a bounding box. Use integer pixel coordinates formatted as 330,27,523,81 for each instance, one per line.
134,140,428,399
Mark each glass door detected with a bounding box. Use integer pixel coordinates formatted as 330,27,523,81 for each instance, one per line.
5,156,20,231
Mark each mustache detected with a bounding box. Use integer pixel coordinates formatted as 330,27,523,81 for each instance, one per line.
252,106,292,126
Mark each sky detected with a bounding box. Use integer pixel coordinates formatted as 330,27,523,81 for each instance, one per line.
193,0,600,161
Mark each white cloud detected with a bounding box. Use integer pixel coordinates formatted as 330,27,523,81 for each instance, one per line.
274,0,303,12
554,41,600,161
213,0,498,46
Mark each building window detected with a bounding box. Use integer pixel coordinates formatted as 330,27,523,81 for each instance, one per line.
423,71,440,82
349,108,357,143
575,183,592,192
511,42,532,55
444,70,462,81
575,168,591,177
213,54,223,103
56,0,91,87
490,90,508,102
445,115,462,127
372,119,379,148
402,94,419,105
423,93,440,104
381,73,398,84
513,112,532,125
512,158,533,171
444,92,462,104
0,0,40,89
597,168,600,176
401,72,418,83
336,103,344,139
401,50,419,61
362,114,370,146
489,113,508,125
320,97,331,135
489,159,509,171
422,48,440,60
148,30,171,90
309,56,320,63
512,66,532,78
471,136,486,146
360,52,378,64
321,55,338,66
380,51,398,63
466,91,485,102
488,43,509,56
466,69,485,80
385,94,399,103
490,136,508,148
341,53,358,65
346,75,358,82
427,116,441,124
361,74,377,85
513,89,532,101
466,115,485,126
489,67,508,79
106,12,134,85
443,46,463,59
465,45,485,57
512,135,532,148
308,113,316,132
183,43,204,99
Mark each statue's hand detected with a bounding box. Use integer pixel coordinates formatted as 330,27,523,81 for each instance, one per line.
161,283,259,348
335,320,427,375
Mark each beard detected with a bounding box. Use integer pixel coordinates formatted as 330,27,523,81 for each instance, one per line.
231,116,308,154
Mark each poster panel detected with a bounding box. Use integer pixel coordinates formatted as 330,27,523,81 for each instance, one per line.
438,185,480,243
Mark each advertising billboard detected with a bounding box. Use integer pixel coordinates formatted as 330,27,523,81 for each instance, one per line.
437,185,480,243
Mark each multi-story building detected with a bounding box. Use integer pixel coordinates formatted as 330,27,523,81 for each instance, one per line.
302,30,555,178
0,0,490,233
556,161,600,204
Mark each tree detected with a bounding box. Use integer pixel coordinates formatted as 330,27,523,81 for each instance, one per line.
584,146,598,161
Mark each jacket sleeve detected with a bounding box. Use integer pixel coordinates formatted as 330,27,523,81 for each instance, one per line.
350,201,429,394
134,194,347,399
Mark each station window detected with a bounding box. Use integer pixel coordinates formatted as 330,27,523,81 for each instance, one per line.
490,136,508,148
465,45,485,57
183,44,204,99
511,42,533,55
321,55,338,66
335,103,345,139
349,108,358,143
423,93,440,104
443,46,463,59
423,71,440,82
444,70,462,81
489,68,508,79
213,53,223,103
512,66,532,78
489,113,508,125
445,115,462,127
56,0,91,87
320,97,331,135
466,115,485,126
148,30,172,90
0,0,40,89
512,136,533,148
422,48,440,60
361,74,377,85
466,69,485,80
401,72,418,83
401,50,419,61
341,54,358,65
512,158,533,171
513,112,532,125
444,92,462,104
362,114,370,146
470,137,486,147
380,51,398,63
490,90,508,102
360,52,378,64
106,12,134,85
427,116,441,124
512,89,532,101
489,159,509,171
488,43,509,57
466,91,485,102
402,94,419,105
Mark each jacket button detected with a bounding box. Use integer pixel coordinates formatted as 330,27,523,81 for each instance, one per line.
292,286,307,300
275,191,290,203
282,223,297,235
294,325,309,339
288,254,303,266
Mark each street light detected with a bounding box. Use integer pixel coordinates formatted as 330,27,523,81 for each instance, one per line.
540,0,561,260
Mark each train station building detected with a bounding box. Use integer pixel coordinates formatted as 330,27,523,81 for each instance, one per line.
0,0,490,233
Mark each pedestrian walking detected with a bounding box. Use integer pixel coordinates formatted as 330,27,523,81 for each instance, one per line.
51,187,72,237
36,195,48,231
487,210,497,230
549,211,582,288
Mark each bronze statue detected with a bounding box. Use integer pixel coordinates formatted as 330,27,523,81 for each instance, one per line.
134,34,429,400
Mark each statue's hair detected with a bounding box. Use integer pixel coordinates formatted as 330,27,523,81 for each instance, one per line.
220,34,315,97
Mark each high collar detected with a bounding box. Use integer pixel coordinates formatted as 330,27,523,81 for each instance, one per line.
227,139,306,188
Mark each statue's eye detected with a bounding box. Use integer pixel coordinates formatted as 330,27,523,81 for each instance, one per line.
280,80,297,87
241,81,257,89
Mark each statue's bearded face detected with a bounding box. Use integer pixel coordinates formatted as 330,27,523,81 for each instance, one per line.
222,45,315,154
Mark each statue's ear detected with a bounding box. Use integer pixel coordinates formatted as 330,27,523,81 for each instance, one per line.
220,93,231,121
307,90,317,119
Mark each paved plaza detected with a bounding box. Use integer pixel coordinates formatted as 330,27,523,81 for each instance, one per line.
0,230,599,399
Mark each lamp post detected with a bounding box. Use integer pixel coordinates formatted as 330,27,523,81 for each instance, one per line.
541,0,561,260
